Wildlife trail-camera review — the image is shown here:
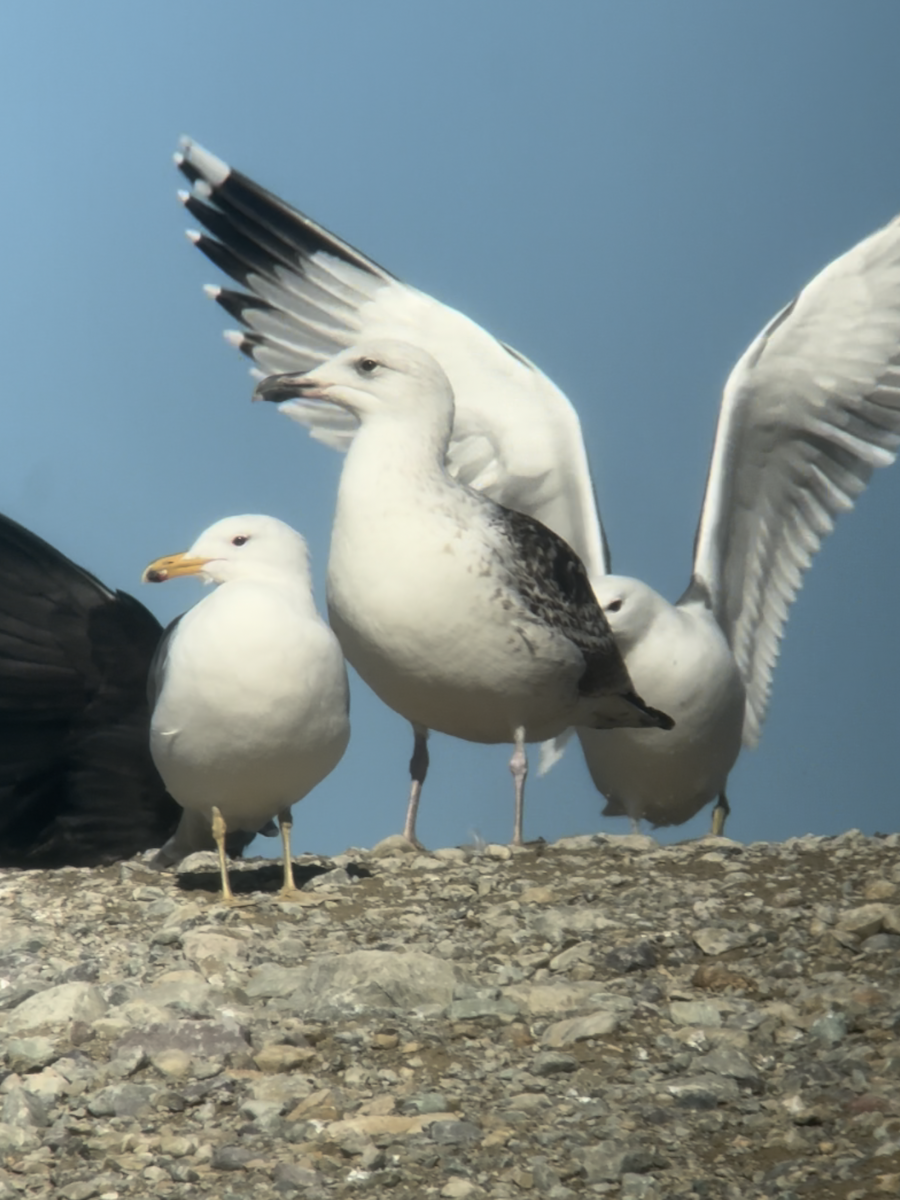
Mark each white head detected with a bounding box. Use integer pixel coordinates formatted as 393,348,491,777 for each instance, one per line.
591,575,669,654
142,514,312,588
253,340,455,440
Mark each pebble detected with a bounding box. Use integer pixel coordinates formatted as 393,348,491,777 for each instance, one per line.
0,832,895,1198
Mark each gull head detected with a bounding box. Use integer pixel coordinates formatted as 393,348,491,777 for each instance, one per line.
592,576,670,654
142,514,311,587
253,340,455,428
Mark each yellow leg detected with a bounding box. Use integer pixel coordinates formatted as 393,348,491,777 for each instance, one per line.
278,807,302,899
710,792,730,837
211,806,236,902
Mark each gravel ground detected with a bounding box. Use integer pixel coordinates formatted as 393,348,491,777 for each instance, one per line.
0,829,898,1199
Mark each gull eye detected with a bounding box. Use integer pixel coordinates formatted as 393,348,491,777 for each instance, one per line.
357,357,379,375
606,598,623,613
232,535,249,547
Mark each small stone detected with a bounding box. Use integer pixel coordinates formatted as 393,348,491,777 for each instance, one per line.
2,1087,49,1128
442,1179,478,1199
809,1012,848,1045
664,1075,739,1108
86,1083,156,1118
692,928,751,956
531,1052,578,1076
159,1135,197,1157
58,1184,100,1200
3,983,107,1033
446,997,520,1023
669,1001,723,1027
274,1163,322,1192
606,941,658,973
429,1119,482,1143
399,1092,451,1115
541,1009,621,1047
211,1145,252,1171
370,834,417,857
254,1043,312,1073
519,886,557,904
864,880,898,901
691,964,753,991
5,1037,58,1073
835,904,890,939
548,942,593,972
150,1048,192,1078
371,1031,399,1050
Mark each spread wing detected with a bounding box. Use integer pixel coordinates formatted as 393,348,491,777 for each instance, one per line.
0,513,181,866
175,137,610,583
690,214,900,746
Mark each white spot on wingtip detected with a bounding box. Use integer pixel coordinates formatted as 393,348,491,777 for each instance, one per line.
203,284,221,300
176,189,190,204
185,229,201,244
224,330,244,348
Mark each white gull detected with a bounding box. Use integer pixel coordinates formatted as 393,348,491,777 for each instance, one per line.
175,137,900,835
253,341,672,847
143,514,349,899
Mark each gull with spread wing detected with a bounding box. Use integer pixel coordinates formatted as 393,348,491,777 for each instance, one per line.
254,340,672,848
176,137,900,838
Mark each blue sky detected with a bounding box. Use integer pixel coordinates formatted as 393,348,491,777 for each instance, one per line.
2,2,899,855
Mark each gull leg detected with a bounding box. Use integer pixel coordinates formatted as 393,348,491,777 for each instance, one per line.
710,792,730,837
211,805,236,903
509,726,528,847
278,806,302,899
403,724,429,849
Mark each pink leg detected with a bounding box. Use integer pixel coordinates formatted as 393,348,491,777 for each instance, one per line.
403,724,429,848
509,726,528,846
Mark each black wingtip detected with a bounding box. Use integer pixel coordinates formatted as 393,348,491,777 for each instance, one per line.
630,694,675,731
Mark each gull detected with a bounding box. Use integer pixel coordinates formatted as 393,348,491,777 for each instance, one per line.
143,514,350,900
0,511,181,867
175,137,900,835
253,341,672,847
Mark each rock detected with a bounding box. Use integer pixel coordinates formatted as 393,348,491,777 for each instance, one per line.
835,904,891,939
3,983,107,1033
0,829,898,1200
692,927,752,956
442,1178,480,1199
531,1051,578,1076
669,1001,723,1027
5,1036,58,1073
86,1083,157,1117
211,1145,252,1170
581,1141,668,1182
283,949,463,1014
112,1018,251,1062
606,941,659,973
541,1009,622,1047
664,1075,739,1108
254,1043,314,1072
1,1087,49,1128
809,1012,848,1045
429,1118,482,1143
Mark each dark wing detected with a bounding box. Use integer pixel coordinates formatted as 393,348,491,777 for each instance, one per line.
0,514,181,867
490,506,670,729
